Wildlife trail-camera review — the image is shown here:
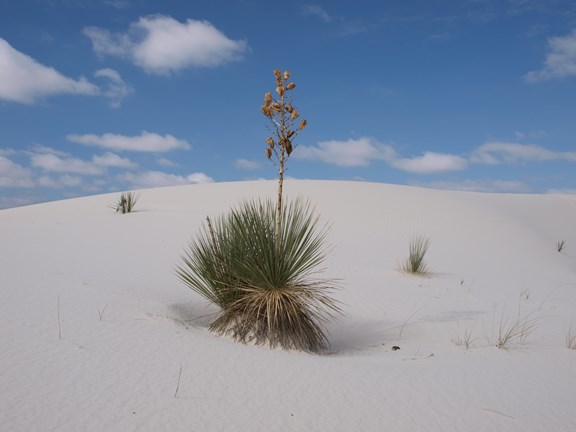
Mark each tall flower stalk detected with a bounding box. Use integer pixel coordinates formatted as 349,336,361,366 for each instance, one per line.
261,69,307,248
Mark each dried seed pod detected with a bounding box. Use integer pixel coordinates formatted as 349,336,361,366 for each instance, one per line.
299,119,307,130
276,86,285,97
287,129,295,138
261,105,271,116
284,71,291,80
266,137,275,148
286,82,296,91
272,103,282,112
290,109,300,120
263,92,272,106
286,139,293,155
285,103,294,113
274,69,282,79
265,148,272,159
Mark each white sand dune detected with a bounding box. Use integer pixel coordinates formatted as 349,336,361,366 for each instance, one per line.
1,180,575,431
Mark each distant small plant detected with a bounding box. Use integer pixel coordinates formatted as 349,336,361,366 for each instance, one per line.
400,235,431,275
485,303,539,350
453,322,476,349
567,319,576,350
557,240,566,253
113,191,140,214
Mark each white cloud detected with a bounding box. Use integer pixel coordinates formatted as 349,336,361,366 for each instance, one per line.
302,5,333,22
471,142,576,164
295,137,396,167
92,152,137,169
94,68,133,108
37,174,82,188
119,170,214,188
235,159,261,170
84,15,248,75
157,157,178,167
524,29,576,82
0,37,99,104
187,172,214,184
67,131,191,152
391,152,468,174
0,156,34,187
30,153,104,175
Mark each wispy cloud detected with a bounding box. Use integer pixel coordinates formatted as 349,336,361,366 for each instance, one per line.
67,131,191,152
94,68,133,108
391,152,468,174
83,15,248,75
118,170,214,188
295,137,396,167
301,5,333,22
0,156,34,187
0,38,98,104
471,141,576,164
37,174,82,188
31,153,104,175
524,29,576,82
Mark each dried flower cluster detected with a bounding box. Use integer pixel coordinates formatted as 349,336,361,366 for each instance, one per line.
261,69,307,246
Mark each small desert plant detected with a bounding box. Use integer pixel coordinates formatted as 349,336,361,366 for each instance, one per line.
557,240,566,253
113,191,140,214
177,198,340,352
453,322,476,349
485,304,539,349
400,235,431,275
567,319,576,350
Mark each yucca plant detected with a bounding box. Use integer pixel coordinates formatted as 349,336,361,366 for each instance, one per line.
177,198,339,352
113,191,140,214
176,68,339,353
400,234,431,275
261,69,307,247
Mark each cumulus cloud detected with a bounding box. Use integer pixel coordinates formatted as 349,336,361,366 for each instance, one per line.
0,156,34,187
30,152,137,175
67,131,191,152
524,29,576,82
0,37,99,104
83,15,248,75
92,152,138,169
94,68,133,108
235,159,261,170
30,153,105,175
37,174,82,188
119,170,214,188
391,152,468,174
471,142,576,164
295,137,396,167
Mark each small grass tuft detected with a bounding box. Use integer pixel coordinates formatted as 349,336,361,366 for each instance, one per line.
400,235,431,275
113,191,140,214
556,240,566,253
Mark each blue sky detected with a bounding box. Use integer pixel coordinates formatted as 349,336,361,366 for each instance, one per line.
1,0,576,209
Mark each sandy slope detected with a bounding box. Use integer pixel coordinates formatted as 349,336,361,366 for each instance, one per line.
1,180,575,431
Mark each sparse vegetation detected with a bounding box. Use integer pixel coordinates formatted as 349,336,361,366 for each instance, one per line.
113,191,140,214
453,322,476,349
400,235,431,275
557,240,566,253
485,303,539,350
